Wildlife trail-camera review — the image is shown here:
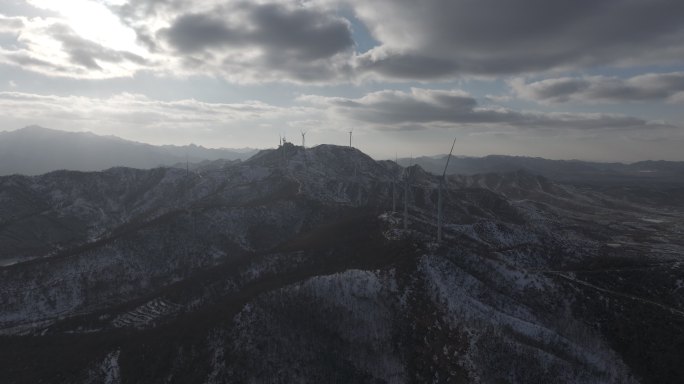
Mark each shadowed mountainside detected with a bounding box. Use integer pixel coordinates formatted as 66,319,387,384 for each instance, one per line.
0,143,682,383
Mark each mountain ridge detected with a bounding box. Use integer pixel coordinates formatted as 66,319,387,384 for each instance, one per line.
0,126,257,176
400,153,684,184
4,126,683,184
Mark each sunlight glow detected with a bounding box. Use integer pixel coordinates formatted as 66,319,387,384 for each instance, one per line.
27,0,143,54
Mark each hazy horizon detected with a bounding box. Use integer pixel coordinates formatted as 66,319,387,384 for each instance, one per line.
3,124,683,164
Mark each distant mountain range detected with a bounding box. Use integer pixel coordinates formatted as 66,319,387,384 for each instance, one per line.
0,126,257,176
3,126,683,185
399,154,684,184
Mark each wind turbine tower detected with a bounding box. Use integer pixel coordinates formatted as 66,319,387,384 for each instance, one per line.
438,137,457,242
349,129,353,148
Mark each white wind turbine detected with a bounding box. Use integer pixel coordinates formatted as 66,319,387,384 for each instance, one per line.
437,137,457,242
300,130,307,148
392,153,398,212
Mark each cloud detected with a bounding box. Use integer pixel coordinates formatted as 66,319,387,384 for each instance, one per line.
0,91,316,145
300,88,671,131
118,0,356,83
0,13,149,78
1,0,354,82
348,0,684,80
48,23,148,70
161,4,353,60
4,0,684,85
0,15,24,31
510,72,684,103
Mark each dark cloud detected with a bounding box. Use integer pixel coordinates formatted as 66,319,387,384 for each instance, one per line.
355,53,459,80
158,1,353,69
121,1,355,82
316,89,479,125
249,3,353,61
162,13,238,53
351,0,684,79
512,73,684,103
302,88,668,131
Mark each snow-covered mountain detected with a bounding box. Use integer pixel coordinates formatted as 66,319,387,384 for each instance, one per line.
0,126,257,176
1,143,682,383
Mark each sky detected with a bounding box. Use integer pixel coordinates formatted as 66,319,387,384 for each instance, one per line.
1,0,684,162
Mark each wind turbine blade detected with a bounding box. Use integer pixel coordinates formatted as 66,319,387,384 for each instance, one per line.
442,137,457,180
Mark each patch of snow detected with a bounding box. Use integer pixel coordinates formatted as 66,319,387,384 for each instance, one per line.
111,298,181,329
641,218,666,224
101,350,121,384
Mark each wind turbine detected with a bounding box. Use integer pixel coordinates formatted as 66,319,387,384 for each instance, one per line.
300,130,307,148
392,153,398,212
349,129,353,148
437,137,457,242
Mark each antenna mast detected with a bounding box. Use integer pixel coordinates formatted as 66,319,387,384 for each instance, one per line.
438,137,457,242
280,133,287,165
349,129,353,148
